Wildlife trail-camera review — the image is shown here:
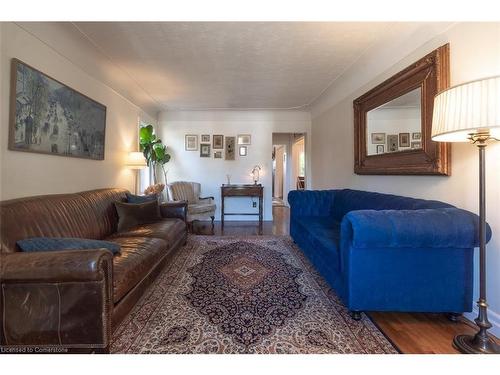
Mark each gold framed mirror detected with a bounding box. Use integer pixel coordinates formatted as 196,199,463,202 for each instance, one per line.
353,44,451,175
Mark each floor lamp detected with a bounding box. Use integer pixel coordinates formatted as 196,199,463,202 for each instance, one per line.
126,151,147,194
432,76,500,354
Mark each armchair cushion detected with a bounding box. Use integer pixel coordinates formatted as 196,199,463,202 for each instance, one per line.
168,182,197,203
188,202,217,215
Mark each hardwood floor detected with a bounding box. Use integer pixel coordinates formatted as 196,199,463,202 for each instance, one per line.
191,206,499,354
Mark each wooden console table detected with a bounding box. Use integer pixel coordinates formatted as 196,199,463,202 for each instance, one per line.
221,184,263,233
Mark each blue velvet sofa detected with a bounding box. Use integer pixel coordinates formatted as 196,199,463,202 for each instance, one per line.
288,189,490,319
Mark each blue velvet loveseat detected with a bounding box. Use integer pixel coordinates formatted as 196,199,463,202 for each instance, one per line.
288,189,490,320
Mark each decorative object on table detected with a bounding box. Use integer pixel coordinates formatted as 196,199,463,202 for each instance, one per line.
167,181,216,233
144,183,165,196
200,143,211,157
126,151,147,194
221,184,263,234
225,136,236,160
411,141,421,149
432,75,500,354
185,134,198,151
214,151,222,159
371,133,386,144
399,133,410,147
213,134,224,149
251,165,261,185
376,145,384,154
237,134,251,145
387,134,399,152
9,59,106,160
226,174,231,185
201,134,210,143
353,44,450,175
412,132,421,140
239,145,247,156
139,124,171,191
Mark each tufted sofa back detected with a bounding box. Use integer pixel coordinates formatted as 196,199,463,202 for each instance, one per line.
0,188,128,253
331,189,454,222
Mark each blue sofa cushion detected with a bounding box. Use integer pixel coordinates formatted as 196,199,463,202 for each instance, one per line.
293,217,342,272
17,237,121,254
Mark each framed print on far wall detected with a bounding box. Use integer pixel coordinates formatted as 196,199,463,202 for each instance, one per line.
225,136,235,160
201,134,210,143
376,145,385,154
185,135,198,151
371,133,386,144
237,134,251,145
214,151,222,159
387,134,398,152
213,134,223,149
412,132,422,140
239,145,247,156
399,133,410,147
411,141,422,149
200,143,211,157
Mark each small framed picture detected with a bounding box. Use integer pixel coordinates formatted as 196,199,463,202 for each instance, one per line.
237,134,251,145
200,143,211,157
376,145,385,154
185,135,198,151
399,133,410,147
213,135,224,149
412,132,422,140
239,145,247,156
411,141,422,149
201,134,210,143
371,133,386,144
387,134,399,152
214,151,223,159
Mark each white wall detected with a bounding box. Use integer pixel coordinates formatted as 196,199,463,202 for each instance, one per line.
310,22,500,336
158,110,311,220
0,23,155,200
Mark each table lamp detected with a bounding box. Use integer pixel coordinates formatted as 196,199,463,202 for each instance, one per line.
126,151,147,194
432,75,500,354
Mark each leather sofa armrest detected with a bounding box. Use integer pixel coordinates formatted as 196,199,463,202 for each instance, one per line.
160,200,188,223
1,249,113,283
1,249,113,351
341,208,491,249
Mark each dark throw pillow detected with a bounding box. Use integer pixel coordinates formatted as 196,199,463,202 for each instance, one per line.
126,192,158,204
17,237,121,254
114,199,161,232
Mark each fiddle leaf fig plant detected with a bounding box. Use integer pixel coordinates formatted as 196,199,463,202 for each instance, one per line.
139,124,171,185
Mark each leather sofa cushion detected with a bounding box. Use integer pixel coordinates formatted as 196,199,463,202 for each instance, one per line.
110,237,168,303
108,218,185,247
114,200,161,232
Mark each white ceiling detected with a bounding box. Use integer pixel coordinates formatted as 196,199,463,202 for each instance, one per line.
71,22,398,111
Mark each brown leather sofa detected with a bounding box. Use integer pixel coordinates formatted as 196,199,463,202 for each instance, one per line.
0,188,188,353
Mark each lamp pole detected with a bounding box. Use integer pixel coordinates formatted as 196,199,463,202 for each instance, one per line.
453,134,499,354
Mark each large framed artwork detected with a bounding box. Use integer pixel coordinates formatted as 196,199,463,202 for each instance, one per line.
9,59,107,160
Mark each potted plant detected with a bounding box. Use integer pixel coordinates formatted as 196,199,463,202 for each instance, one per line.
139,125,171,196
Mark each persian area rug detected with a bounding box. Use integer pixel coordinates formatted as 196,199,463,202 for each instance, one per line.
111,236,398,354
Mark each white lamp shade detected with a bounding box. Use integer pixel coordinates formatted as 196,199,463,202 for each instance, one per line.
432,76,500,142
126,151,147,169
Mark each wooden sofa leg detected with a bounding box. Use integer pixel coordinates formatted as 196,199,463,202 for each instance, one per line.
349,311,362,321
211,216,215,234
447,312,462,322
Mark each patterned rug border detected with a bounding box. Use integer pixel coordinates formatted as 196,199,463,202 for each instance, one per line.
112,235,400,354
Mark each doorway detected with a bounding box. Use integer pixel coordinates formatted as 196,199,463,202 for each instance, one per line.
272,133,306,211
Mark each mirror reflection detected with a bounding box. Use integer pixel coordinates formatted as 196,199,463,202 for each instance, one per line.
366,87,422,156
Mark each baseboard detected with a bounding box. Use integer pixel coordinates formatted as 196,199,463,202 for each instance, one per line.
464,306,500,339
